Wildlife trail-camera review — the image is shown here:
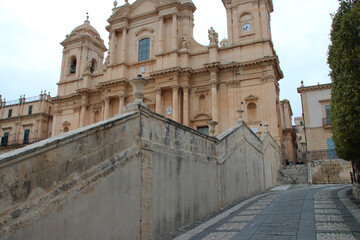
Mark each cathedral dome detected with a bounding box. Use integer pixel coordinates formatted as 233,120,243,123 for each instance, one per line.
70,18,100,38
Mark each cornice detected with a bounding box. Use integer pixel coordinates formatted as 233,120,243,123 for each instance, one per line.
0,113,52,124
95,78,129,89
297,83,332,93
52,93,81,103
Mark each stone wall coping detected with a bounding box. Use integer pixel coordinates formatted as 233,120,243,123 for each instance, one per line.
0,111,138,164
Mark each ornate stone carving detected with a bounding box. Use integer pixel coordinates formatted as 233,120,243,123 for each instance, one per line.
226,80,240,88
181,33,189,49
154,87,162,95
261,74,276,84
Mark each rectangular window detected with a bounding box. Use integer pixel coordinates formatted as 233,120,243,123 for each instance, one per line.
327,138,338,159
138,38,150,62
299,136,302,141
197,126,209,136
28,105,33,115
1,132,9,147
8,109,12,118
325,105,331,125
23,129,30,144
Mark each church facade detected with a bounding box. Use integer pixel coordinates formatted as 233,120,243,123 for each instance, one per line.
51,0,286,157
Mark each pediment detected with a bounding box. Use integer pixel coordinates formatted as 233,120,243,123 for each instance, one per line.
109,0,180,23
245,94,258,101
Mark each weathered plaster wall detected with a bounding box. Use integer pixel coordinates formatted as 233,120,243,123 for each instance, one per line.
312,159,352,184
0,106,281,240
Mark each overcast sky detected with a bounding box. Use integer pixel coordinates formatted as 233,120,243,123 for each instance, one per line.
0,0,339,119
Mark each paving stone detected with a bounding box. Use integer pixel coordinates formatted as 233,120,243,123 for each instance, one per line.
229,215,255,222
239,210,262,215
216,222,247,230
316,233,356,240
201,231,237,240
315,209,341,214
316,222,350,231
314,204,337,209
315,214,344,222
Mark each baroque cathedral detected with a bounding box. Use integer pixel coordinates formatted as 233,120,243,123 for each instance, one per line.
1,0,297,162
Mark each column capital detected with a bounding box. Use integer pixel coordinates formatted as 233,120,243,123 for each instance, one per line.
155,87,162,94
171,85,180,92
181,85,190,92
103,96,111,103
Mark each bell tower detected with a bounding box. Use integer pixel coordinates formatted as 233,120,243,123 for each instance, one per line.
58,15,107,96
222,0,273,46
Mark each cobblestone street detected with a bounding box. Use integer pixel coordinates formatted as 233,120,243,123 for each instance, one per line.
172,185,360,240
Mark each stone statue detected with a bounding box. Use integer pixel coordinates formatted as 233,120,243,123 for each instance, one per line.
208,27,218,45
85,60,92,73
181,33,189,49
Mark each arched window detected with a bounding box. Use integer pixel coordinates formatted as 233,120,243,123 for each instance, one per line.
70,57,77,74
247,102,257,122
138,38,150,61
90,59,96,73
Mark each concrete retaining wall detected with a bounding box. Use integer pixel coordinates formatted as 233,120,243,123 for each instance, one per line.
0,106,281,239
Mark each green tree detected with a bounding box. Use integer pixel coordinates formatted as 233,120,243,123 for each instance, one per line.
328,0,360,163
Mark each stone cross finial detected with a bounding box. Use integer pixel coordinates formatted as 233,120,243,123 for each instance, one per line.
236,109,245,124
207,120,218,137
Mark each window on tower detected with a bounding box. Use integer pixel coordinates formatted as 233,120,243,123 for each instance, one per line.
138,38,150,62
90,59,96,73
70,57,77,74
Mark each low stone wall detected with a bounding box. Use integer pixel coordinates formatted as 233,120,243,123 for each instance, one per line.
311,159,352,184
0,106,281,240
278,165,308,184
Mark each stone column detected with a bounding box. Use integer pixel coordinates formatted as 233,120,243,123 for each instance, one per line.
118,91,126,115
110,30,116,64
158,16,164,54
182,85,190,126
104,96,111,119
226,8,233,44
172,12,178,50
210,72,218,122
155,87,162,114
38,119,44,139
120,28,127,63
80,105,87,127
233,7,239,42
227,83,235,126
172,85,179,122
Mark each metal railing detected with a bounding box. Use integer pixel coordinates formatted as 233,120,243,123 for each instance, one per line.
0,138,45,148
308,149,338,161
322,118,331,127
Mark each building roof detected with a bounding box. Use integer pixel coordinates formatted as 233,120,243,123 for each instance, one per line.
297,83,332,93
70,18,101,38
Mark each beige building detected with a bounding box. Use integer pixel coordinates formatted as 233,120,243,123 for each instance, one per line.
279,99,297,164
294,116,306,162
297,82,336,160
0,93,53,153
51,0,284,144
